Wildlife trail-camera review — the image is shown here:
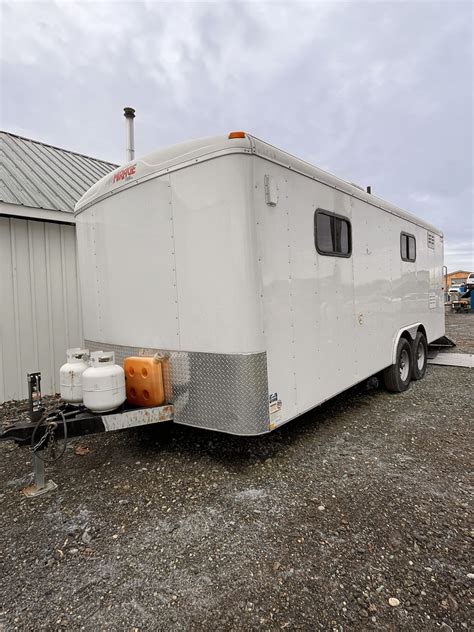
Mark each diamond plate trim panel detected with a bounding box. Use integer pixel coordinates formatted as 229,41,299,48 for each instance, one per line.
85,341,270,435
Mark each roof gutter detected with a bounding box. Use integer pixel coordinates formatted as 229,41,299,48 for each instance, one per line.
0,202,76,224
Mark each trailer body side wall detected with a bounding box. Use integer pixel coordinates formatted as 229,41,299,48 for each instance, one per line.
253,155,444,427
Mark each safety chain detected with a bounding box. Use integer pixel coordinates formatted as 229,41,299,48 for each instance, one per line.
30,408,68,463
32,420,58,456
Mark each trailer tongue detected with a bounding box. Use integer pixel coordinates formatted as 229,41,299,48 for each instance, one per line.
0,372,173,497
0,397,174,445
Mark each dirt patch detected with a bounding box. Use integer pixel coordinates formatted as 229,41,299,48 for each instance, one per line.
0,316,472,631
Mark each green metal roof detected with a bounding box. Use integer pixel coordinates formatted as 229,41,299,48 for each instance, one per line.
0,131,117,214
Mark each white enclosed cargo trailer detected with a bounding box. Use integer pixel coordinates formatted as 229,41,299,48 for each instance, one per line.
74,132,445,436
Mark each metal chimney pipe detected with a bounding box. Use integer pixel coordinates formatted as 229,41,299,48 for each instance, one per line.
123,107,136,162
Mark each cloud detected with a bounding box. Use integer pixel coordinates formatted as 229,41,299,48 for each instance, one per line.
445,239,474,272
1,0,472,271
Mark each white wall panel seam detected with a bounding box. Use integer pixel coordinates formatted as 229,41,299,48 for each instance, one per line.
168,176,182,348
10,220,22,396
59,226,70,345
0,218,9,402
44,224,56,392
74,233,83,347
285,180,299,411
27,221,40,371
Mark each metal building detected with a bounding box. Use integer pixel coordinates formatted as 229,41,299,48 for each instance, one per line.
0,131,117,402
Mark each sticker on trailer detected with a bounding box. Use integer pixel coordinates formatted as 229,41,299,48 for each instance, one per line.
269,393,283,429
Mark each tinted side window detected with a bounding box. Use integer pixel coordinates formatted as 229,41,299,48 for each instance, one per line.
314,210,351,257
401,232,416,262
401,234,408,259
339,219,350,254
316,212,333,252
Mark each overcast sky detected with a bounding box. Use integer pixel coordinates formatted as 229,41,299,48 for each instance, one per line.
1,0,473,271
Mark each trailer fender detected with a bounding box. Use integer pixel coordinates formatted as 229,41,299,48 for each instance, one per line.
391,323,422,364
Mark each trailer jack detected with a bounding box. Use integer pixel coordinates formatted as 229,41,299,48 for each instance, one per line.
22,451,58,498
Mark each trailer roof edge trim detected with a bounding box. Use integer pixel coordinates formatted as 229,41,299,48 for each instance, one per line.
74,134,442,236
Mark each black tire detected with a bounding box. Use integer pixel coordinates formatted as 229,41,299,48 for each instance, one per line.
411,332,428,380
383,338,413,393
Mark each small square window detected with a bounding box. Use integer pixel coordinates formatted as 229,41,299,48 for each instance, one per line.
314,210,351,257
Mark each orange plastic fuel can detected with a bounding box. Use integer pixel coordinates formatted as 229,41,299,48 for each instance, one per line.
124,356,166,408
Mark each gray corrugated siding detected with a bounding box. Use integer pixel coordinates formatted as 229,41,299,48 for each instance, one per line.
0,131,117,213
0,132,117,401
0,216,83,401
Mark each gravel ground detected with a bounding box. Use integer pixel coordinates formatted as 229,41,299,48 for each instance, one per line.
1,315,472,631
444,310,474,354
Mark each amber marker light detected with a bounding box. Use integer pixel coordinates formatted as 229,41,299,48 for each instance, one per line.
228,131,246,139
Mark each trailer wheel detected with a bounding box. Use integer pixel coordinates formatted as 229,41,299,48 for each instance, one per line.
383,338,412,393
411,332,428,381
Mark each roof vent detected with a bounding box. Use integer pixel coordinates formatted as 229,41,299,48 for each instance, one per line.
123,107,136,162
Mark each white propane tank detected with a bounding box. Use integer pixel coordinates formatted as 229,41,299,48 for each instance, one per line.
82,351,126,413
59,348,90,403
